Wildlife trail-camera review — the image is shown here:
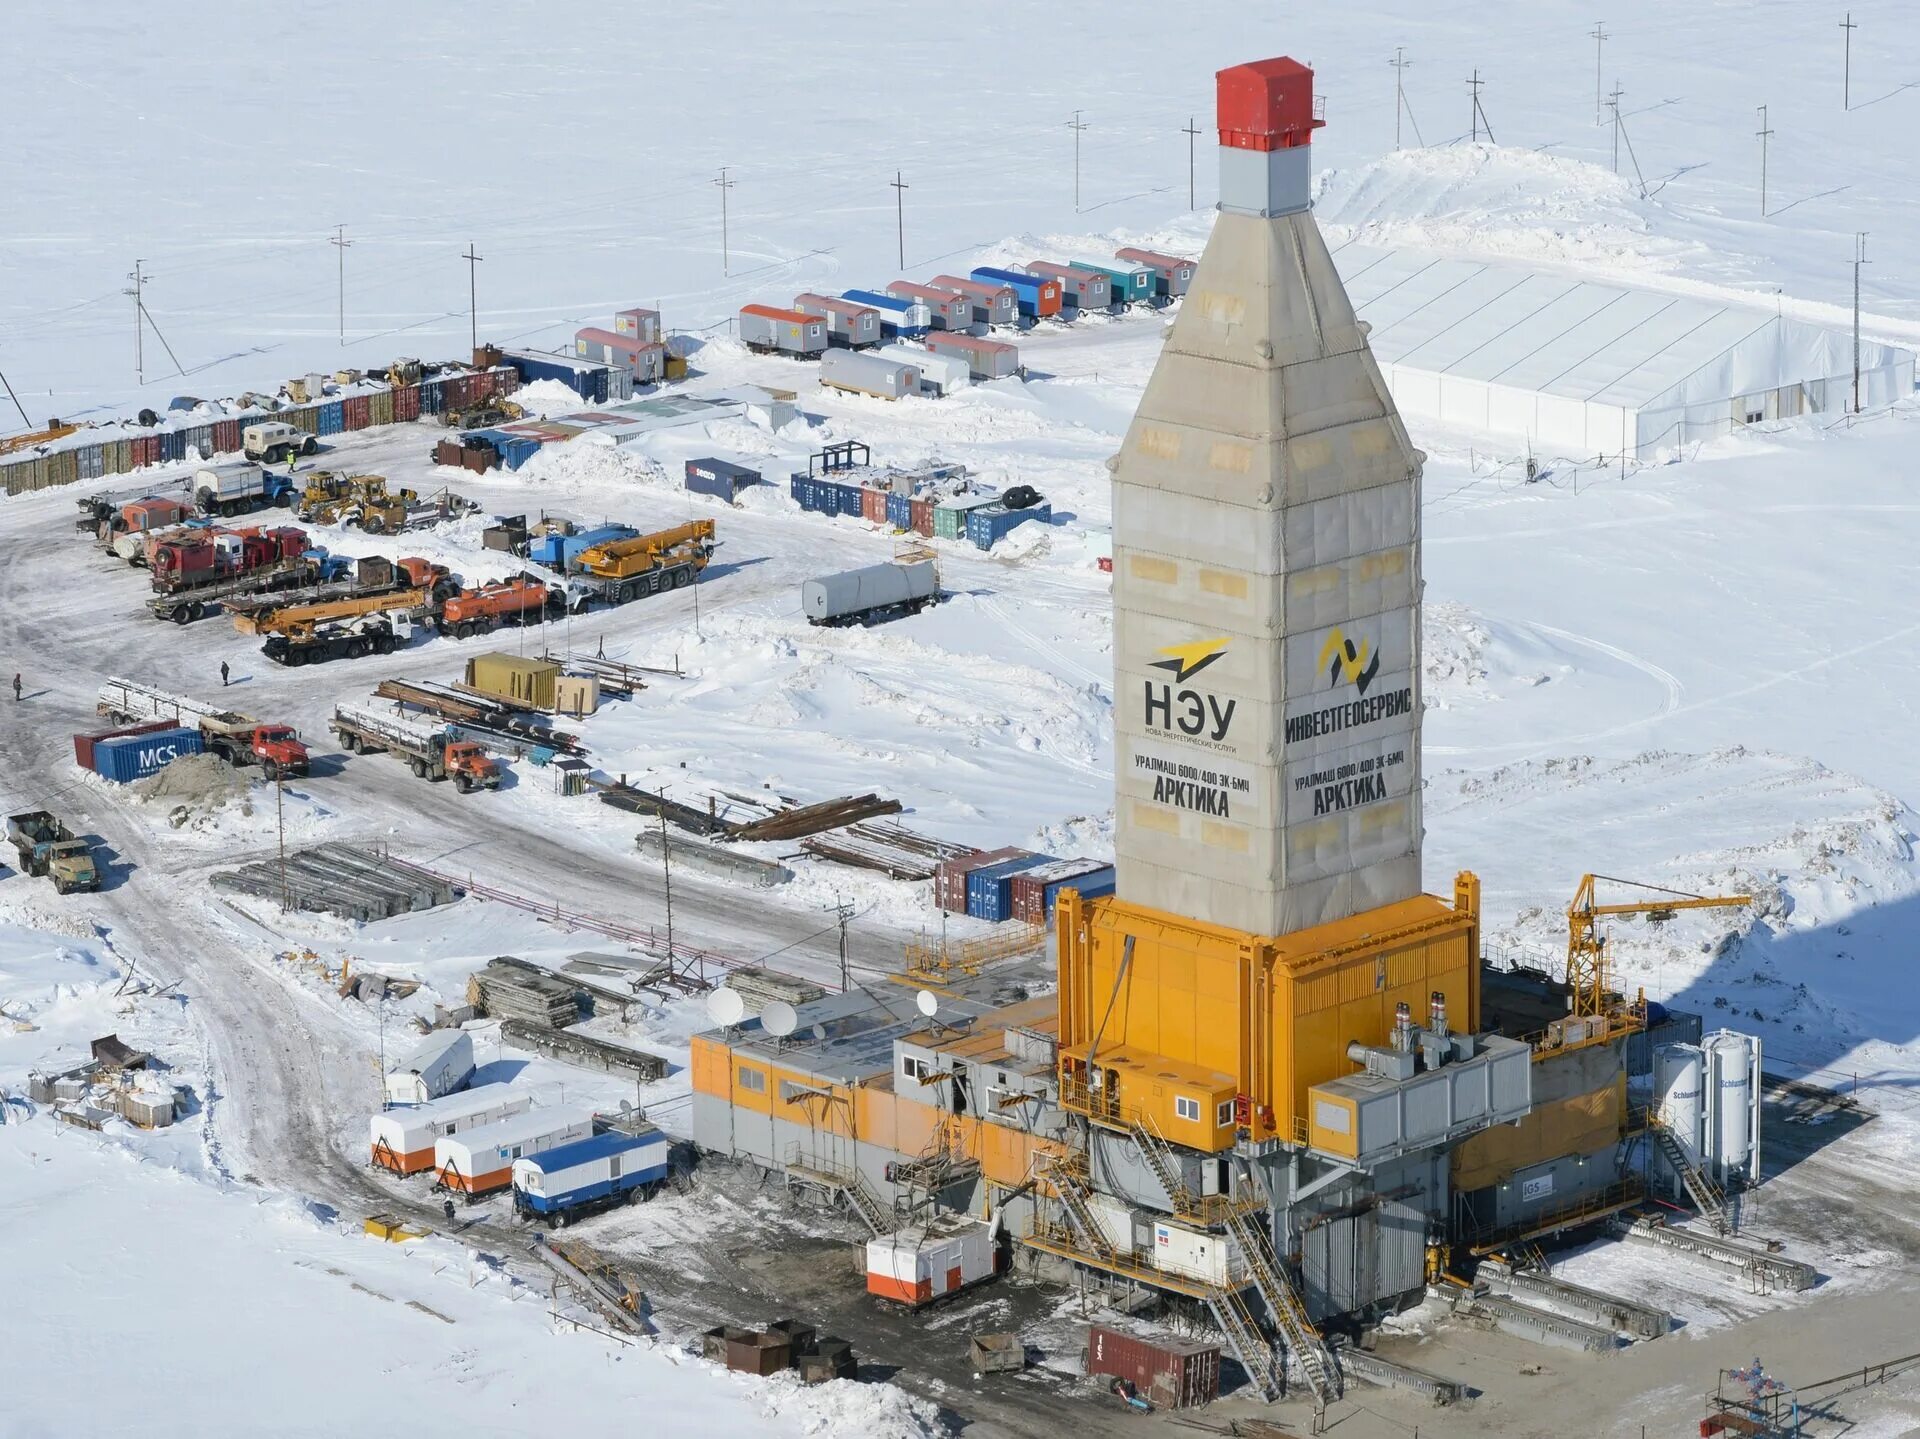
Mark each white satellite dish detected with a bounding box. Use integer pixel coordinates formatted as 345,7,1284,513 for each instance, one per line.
762,1000,799,1039
916,989,939,1020
706,986,745,1027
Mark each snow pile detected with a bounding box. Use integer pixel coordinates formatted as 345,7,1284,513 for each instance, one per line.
754,1375,942,1439
132,752,253,827
506,378,589,416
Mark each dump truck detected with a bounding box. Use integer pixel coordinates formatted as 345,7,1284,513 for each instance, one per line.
242,421,319,465
437,576,565,638
331,706,501,791
96,678,310,778
6,811,100,895
565,519,716,610
191,465,295,517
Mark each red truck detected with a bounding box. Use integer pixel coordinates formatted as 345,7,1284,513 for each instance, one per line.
150,525,308,594
95,678,311,779
436,575,564,638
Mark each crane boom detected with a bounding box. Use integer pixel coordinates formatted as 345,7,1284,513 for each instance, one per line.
1565,873,1751,1021
236,586,434,637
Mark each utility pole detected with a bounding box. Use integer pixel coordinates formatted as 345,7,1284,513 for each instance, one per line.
1840,12,1857,110
461,242,483,354
713,166,735,276
1066,110,1089,212
0,370,31,431
1181,117,1202,207
126,260,145,385
1590,22,1609,125
1390,48,1413,149
1756,105,1774,216
276,770,288,912
658,809,674,956
1467,71,1495,145
1853,232,1869,412
832,898,854,993
890,170,909,270
1608,81,1625,172
331,225,352,346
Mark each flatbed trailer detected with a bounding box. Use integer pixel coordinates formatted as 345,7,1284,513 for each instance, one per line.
146,555,328,624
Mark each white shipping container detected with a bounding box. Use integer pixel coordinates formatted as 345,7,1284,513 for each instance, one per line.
434,1105,596,1191
876,344,969,396
383,1028,476,1106
367,1084,533,1173
1151,1220,1247,1287
865,1215,997,1305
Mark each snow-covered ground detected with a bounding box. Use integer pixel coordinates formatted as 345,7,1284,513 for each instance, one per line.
7,3,1920,1435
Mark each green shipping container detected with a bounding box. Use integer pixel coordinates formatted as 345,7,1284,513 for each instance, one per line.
464,652,559,711
47,449,78,487
107,438,132,474
2,457,41,495
370,389,395,427
933,505,964,540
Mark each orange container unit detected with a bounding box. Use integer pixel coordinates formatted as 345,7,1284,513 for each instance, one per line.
367,1085,532,1176
865,1215,999,1307
431,1106,594,1196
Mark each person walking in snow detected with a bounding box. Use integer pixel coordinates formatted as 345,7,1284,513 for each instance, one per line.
286,450,298,479
11,673,19,702
220,660,230,688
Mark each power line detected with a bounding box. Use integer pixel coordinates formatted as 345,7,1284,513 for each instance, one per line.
1065,110,1090,212
1840,12,1858,111
125,260,144,385
1853,232,1869,413
331,224,353,346
1608,80,1625,172
1389,48,1414,149
1614,92,1650,199
1181,116,1202,207
1467,70,1496,145
713,166,736,276
1590,21,1609,126
1756,105,1774,217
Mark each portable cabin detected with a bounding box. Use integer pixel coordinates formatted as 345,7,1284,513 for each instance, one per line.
884,282,972,332
793,294,882,349
1065,256,1155,307
1114,247,1197,300
529,524,637,571
876,344,969,397
1025,261,1112,312
613,307,662,344
511,1127,672,1221
970,267,1062,320
841,289,931,340
866,1215,1000,1307
433,1105,596,1196
367,1085,533,1175
923,331,1022,381
383,1029,476,1107
928,276,1018,329
738,305,827,358
574,327,666,384
819,349,920,401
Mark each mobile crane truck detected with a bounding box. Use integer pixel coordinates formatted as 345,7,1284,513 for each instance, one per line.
565,519,716,611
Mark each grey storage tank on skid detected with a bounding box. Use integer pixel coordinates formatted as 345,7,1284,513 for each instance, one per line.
803,559,938,626
818,349,920,401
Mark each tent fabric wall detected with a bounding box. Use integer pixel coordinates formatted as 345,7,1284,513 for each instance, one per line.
1339,245,1914,459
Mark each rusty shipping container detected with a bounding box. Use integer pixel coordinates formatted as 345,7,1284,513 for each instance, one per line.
342,394,372,430
858,486,889,525
934,846,1031,914
1010,860,1117,926
909,496,934,536
1086,1326,1220,1409
393,384,421,421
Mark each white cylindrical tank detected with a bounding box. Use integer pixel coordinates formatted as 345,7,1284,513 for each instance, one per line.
1653,1043,1705,1154
1705,1029,1756,1181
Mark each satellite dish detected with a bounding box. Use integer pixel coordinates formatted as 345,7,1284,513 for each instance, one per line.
762,1001,798,1039
706,987,745,1027
810,1024,828,1044
916,989,939,1020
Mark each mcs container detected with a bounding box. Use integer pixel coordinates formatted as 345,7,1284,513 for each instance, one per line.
91,726,204,783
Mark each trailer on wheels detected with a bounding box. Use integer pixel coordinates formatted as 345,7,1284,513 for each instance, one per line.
511,1128,671,1227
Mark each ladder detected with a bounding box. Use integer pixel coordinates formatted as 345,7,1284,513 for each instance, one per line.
1225,1200,1340,1409
843,1172,892,1236
1206,1280,1283,1404
1650,1118,1730,1234
1128,1114,1204,1219
1039,1149,1117,1264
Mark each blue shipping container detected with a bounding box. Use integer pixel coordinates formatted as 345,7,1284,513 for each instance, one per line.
886,492,912,528
967,502,1052,550
966,855,1053,922
497,435,543,471
317,401,344,436
161,430,185,463
1042,865,1116,918
834,482,864,517
686,458,760,502
417,378,445,414
92,726,204,784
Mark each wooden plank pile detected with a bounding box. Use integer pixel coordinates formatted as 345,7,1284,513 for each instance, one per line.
466,956,584,1029
800,820,975,880
731,793,901,843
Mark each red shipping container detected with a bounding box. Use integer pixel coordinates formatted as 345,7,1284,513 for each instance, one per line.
393,385,420,421
859,486,889,525
909,498,934,537
212,419,242,454
342,395,371,430
1086,1326,1220,1409
74,719,178,772
934,846,1028,914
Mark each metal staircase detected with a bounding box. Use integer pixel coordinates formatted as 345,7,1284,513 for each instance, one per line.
1038,1148,1116,1263
1127,1114,1206,1220
1650,1118,1730,1234
1224,1199,1340,1409
890,1113,982,1215
1206,1280,1283,1404
843,1172,892,1236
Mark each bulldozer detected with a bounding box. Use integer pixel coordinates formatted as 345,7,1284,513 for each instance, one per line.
443,397,524,430
298,473,389,525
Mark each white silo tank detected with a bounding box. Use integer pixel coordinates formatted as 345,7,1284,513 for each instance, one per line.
1705,1030,1757,1182
1653,1043,1705,1154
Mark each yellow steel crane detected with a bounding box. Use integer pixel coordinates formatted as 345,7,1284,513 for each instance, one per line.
1565,874,1751,1021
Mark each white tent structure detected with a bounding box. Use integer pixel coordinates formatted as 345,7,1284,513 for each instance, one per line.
1334,246,1914,459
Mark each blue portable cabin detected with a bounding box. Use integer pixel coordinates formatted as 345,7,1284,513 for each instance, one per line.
966,501,1052,551
967,854,1054,922
511,1129,671,1222
529,523,635,570
841,289,930,340
970,267,1064,321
